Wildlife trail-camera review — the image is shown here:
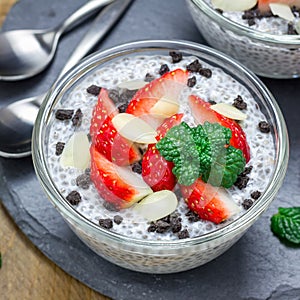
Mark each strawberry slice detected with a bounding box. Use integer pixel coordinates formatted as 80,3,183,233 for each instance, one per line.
258,0,300,12
90,146,152,209
126,69,188,119
142,114,183,191
90,89,141,166
188,95,250,163
181,178,240,224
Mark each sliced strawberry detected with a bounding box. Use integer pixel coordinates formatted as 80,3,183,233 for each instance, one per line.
90,89,141,166
258,0,300,12
126,69,188,119
142,114,183,191
90,146,152,209
188,95,250,163
181,178,240,224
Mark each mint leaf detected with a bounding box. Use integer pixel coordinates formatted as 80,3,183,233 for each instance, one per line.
271,207,300,245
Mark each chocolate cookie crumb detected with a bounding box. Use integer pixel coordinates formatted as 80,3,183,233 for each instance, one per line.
66,191,81,205
248,18,256,26
233,95,247,110
72,109,83,127
99,218,113,229
169,51,183,63
55,142,65,156
186,210,200,223
171,219,182,233
55,109,74,121
251,190,262,200
103,201,120,212
178,229,190,239
108,89,120,102
76,173,91,190
258,121,271,133
208,100,217,105
145,73,155,82
186,59,202,73
87,85,101,96
159,64,170,76
113,215,123,225
240,166,253,177
242,199,253,210
187,76,197,87
132,161,142,174
234,175,250,190
118,103,129,113
147,222,157,232
215,8,223,14
155,220,171,233
120,89,138,103
199,68,212,78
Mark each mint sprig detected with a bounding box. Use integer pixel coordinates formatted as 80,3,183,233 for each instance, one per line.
271,207,300,245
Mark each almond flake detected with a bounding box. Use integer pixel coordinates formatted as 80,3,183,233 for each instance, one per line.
211,103,247,121
211,0,257,12
149,96,179,117
112,113,157,144
269,3,295,22
117,80,148,90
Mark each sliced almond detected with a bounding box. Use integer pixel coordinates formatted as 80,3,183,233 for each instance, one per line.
117,80,148,90
269,3,295,21
211,103,247,121
211,0,257,12
60,132,90,170
112,113,157,144
149,96,179,117
133,190,178,221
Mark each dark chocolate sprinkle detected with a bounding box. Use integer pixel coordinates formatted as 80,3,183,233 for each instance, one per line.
108,89,120,103
169,51,183,63
258,121,271,133
251,190,262,200
113,215,123,225
159,64,170,76
132,161,142,174
99,218,113,229
233,95,247,110
55,142,65,156
87,85,101,96
145,73,155,82
178,229,190,239
76,173,91,190
234,175,250,190
186,59,202,73
55,109,74,121
66,191,81,205
72,108,83,127
242,199,253,210
199,68,212,78
187,76,197,87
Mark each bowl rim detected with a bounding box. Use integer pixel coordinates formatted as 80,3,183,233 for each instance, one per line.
190,0,300,46
32,39,289,248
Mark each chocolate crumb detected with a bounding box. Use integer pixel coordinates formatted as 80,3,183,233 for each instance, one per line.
76,173,91,190
248,18,256,26
242,199,253,210
178,229,190,239
55,109,74,121
131,161,142,174
169,51,183,63
145,73,155,82
171,219,182,233
258,121,271,133
72,108,83,127
215,8,223,14
208,100,217,105
85,168,91,175
120,89,138,103
99,218,113,229
147,222,157,232
113,215,123,225
159,64,170,76
66,191,81,205
185,210,200,223
287,22,297,35
240,166,253,177
251,190,262,200
55,142,65,156
233,95,247,110
108,89,120,103
155,220,171,233
199,68,212,78
118,103,129,113
186,59,202,73
234,175,250,190
187,76,197,87
87,85,101,96
103,201,120,212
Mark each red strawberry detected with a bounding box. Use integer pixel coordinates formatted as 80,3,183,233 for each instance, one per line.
181,178,240,224
90,89,141,166
90,146,152,209
142,113,183,191
126,69,188,118
188,95,250,162
258,0,300,12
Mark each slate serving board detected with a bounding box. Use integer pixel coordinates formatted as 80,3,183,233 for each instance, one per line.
1,0,300,299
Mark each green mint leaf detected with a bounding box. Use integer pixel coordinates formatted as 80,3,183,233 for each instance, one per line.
271,207,300,245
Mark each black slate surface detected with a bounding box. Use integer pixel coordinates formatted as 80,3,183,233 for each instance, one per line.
0,0,300,299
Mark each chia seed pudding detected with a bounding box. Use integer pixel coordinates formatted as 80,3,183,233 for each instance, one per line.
186,0,300,78
33,42,287,273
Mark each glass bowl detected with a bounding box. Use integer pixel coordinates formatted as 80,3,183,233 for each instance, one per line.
186,0,300,78
32,40,289,274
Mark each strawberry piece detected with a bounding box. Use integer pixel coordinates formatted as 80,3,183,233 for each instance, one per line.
126,69,188,118
90,146,152,209
90,89,141,166
258,0,300,12
181,178,240,224
188,95,250,163
142,114,183,191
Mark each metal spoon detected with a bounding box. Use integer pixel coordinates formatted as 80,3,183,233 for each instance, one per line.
0,0,113,81
0,0,133,158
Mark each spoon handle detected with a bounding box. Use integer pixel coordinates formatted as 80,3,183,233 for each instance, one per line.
56,0,114,35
